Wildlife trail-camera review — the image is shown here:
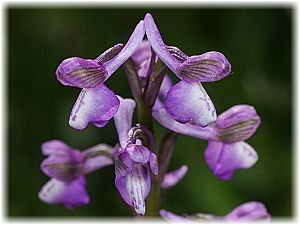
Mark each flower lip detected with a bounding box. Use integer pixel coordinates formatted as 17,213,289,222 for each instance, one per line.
164,80,217,127
56,57,108,88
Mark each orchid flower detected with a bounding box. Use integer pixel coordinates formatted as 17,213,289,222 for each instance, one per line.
160,201,271,222
39,140,115,208
153,75,260,180
55,21,145,130
144,13,231,127
113,96,158,215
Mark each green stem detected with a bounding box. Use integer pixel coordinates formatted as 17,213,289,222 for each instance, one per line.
145,130,178,217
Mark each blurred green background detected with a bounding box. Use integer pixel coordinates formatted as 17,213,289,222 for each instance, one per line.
8,7,293,218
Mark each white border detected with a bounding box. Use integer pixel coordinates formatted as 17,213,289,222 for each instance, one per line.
0,1,298,225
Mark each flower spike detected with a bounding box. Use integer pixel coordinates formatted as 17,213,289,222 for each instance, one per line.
144,13,231,83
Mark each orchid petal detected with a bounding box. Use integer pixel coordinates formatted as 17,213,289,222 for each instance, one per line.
131,40,152,78
216,105,261,143
69,84,119,130
144,13,180,73
104,20,145,77
125,144,150,164
41,140,76,156
41,140,84,181
177,51,231,83
224,202,271,221
39,177,89,209
82,143,115,174
149,152,158,175
56,57,107,88
115,150,133,177
115,164,150,215
164,80,217,127
159,74,173,100
153,107,216,141
161,165,188,189
95,43,124,64
114,96,136,149
204,141,258,180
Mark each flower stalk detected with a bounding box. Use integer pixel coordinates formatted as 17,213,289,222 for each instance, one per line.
40,13,270,221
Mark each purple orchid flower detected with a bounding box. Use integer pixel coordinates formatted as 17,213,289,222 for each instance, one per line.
113,96,158,215
153,75,260,180
55,21,145,130
144,13,231,127
160,201,271,222
39,140,114,208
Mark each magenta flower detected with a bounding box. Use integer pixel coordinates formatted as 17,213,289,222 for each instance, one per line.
113,96,158,215
160,201,271,222
153,75,261,180
55,21,145,130
144,13,231,127
39,140,114,208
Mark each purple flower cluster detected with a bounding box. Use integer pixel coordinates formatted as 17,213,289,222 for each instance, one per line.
39,13,270,220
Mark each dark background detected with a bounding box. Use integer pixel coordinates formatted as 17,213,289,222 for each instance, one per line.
8,7,293,218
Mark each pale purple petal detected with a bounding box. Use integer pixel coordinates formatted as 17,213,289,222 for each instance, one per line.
159,74,173,100
204,141,258,180
115,164,150,215
104,20,145,77
144,13,180,73
95,43,124,64
167,46,189,62
224,202,271,221
164,80,217,127
145,13,231,83
113,96,136,149
56,57,107,88
125,144,150,164
84,157,113,174
41,140,75,156
115,151,133,177
41,156,84,181
161,165,188,189
39,177,89,209
82,143,115,174
131,40,152,78
149,152,158,175
216,105,261,143
160,210,193,222
153,107,217,141
176,51,231,83
69,84,120,130
40,140,84,181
